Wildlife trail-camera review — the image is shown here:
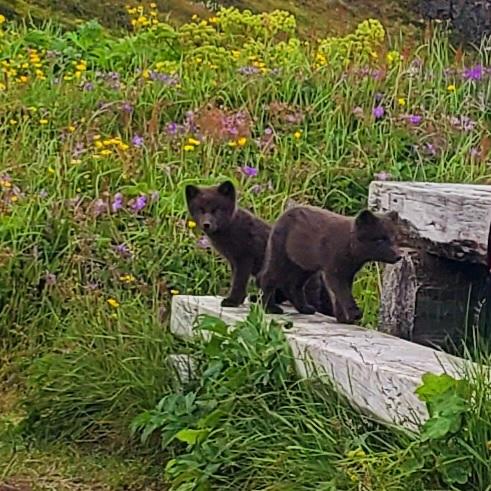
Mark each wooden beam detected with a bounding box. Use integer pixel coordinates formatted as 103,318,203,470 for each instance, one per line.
368,181,491,265
171,295,476,431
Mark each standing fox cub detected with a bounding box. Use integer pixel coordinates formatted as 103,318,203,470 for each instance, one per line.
259,205,401,323
185,181,332,312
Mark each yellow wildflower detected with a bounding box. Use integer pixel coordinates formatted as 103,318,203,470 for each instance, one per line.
48,167,55,174
237,136,247,146
19,75,28,84
67,125,76,133
188,219,197,229
0,83,6,91
170,289,180,295
293,130,302,139
119,143,130,151
142,69,150,79
94,141,103,148
228,141,237,147
75,62,87,71
63,74,73,81
150,2,157,7
9,119,17,125
93,134,101,141
99,149,112,156
447,84,456,92
183,145,195,151
0,14,6,24
209,16,218,23
39,119,49,125
120,274,135,283
188,137,201,146
398,97,406,106
386,50,402,64
107,298,120,308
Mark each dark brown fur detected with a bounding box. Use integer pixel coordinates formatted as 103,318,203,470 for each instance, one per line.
259,205,401,323
185,181,332,312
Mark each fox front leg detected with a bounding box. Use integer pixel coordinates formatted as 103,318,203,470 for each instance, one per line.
221,260,253,307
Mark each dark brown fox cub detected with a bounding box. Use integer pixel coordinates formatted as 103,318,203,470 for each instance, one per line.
185,181,332,313
260,205,401,323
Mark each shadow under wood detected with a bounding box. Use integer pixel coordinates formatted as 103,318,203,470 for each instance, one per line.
379,248,490,358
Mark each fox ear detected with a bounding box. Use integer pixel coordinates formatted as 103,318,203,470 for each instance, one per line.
217,181,236,201
355,209,378,229
185,184,200,204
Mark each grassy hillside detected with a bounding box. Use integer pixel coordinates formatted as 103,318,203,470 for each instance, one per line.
2,4,490,491
0,0,419,37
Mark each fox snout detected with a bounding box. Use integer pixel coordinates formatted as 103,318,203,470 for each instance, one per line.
386,246,402,264
199,214,218,233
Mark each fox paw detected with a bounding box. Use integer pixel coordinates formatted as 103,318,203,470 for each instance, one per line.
335,305,362,324
266,304,284,314
221,297,243,307
296,304,316,315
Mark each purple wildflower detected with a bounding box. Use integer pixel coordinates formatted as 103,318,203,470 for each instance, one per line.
238,66,261,76
149,71,180,86
372,106,385,119
111,192,124,213
407,114,422,125
132,135,144,147
463,65,484,81
240,165,258,177
425,143,437,156
114,243,132,259
165,122,180,135
82,81,94,91
104,71,121,90
130,195,147,213
121,101,134,113
374,171,392,181
450,115,476,132
197,235,211,249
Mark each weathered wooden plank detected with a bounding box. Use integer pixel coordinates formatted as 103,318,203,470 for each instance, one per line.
171,295,476,431
368,181,491,264
368,181,491,349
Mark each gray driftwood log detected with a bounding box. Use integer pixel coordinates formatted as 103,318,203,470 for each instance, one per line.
368,182,491,350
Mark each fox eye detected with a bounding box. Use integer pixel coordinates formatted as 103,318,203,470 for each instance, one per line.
375,237,387,244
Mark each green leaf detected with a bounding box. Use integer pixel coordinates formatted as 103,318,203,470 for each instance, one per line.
175,428,210,445
421,415,453,440
197,315,229,336
440,458,472,485
416,373,458,402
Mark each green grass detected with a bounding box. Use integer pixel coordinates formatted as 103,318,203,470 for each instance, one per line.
1,5,491,490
